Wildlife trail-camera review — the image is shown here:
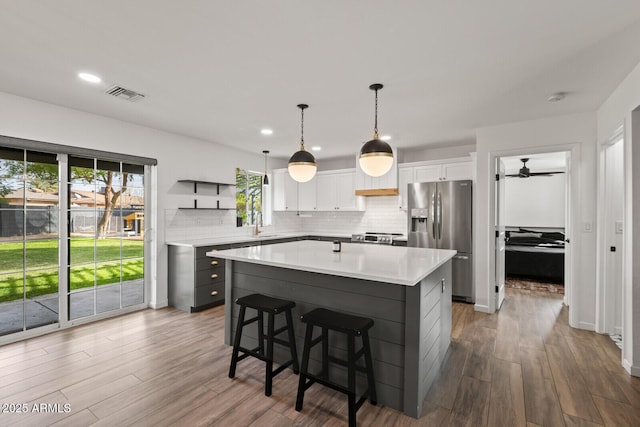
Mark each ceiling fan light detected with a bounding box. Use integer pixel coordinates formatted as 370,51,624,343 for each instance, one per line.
359,138,394,177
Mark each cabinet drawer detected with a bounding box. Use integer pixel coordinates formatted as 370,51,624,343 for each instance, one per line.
195,282,225,306
196,256,225,271
196,268,225,286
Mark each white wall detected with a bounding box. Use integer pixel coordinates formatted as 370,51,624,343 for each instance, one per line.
398,142,476,163
475,112,597,330
0,90,266,309
597,59,640,376
504,174,566,228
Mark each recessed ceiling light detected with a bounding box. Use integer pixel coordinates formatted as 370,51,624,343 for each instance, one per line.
311,146,322,151
260,129,273,135
78,72,101,84
380,135,391,141
547,92,566,102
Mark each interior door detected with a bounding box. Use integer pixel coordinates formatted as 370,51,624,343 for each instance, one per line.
495,159,506,309
603,140,624,335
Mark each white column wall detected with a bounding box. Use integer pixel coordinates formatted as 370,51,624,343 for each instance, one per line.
474,112,597,329
0,90,265,309
597,59,640,376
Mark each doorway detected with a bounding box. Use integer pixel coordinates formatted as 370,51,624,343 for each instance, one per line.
597,133,624,340
495,151,571,307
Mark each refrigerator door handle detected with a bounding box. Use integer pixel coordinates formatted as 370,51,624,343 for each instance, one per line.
431,192,437,238
437,192,443,240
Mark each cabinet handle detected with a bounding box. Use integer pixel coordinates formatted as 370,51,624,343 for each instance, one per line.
211,260,219,266
441,278,446,293
211,290,219,296
211,273,219,279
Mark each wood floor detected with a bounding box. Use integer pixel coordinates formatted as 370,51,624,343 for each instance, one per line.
0,288,638,426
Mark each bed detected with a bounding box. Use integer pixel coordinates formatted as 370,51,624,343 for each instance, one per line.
505,229,565,284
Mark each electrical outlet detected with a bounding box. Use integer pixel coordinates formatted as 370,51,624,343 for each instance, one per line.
583,221,593,232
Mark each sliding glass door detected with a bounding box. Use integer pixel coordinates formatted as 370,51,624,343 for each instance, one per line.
67,157,145,320
0,143,149,339
0,147,60,336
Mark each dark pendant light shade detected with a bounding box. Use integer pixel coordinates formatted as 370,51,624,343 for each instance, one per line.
359,83,393,177
262,150,270,185
288,104,317,183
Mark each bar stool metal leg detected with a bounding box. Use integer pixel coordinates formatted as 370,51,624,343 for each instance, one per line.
285,308,300,374
265,312,275,396
322,327,329,380
229,305,246,378
257,309,264,357
362,331,377,405
347,334,356,427
295,322,314,411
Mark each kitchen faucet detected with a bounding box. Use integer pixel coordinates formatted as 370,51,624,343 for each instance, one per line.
254,212,262,236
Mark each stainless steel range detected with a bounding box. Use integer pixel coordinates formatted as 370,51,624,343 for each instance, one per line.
351,232,403,245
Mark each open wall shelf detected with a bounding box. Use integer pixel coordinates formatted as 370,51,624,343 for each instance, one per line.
178,179,236,210
178,179,235,195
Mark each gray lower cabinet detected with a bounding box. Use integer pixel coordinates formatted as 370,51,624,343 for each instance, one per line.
168,236,348,312
168,244,234,312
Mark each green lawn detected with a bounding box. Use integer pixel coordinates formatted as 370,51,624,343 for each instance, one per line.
0,238,144,303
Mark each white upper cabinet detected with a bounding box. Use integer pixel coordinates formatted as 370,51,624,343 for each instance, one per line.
316,169,363,211
397,157,475,210
272,168,299,211
272,168,363,212
298,178,317,211
414,165,441,183
355,147,398,195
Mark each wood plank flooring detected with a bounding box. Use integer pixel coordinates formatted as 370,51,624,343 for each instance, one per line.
0,288,638,426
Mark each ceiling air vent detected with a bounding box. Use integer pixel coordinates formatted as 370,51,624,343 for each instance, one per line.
105,85,145,102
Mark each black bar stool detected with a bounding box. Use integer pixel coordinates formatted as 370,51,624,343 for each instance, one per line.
228,293,299,396
295,308,377,427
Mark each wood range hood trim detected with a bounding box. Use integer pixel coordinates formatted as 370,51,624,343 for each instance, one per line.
355,188,399,196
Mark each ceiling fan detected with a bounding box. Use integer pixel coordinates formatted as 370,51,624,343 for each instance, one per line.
505,158,565,178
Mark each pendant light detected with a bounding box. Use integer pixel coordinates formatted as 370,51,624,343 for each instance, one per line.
359,83,393,177
262,150,270,185
287,104,317,182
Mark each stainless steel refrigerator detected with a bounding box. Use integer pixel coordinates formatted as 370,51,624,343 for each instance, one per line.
407,180,473,302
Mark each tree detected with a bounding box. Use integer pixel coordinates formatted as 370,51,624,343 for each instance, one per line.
0,158,132,238
71,168,130,238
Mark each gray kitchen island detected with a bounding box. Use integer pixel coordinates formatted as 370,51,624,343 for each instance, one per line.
207,240,456,418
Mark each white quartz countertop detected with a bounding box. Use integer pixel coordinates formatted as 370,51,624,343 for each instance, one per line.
165,232,352,247
207,240,456,286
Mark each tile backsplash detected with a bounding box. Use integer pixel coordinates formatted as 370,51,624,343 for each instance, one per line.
296,196,406,234
164,196,407,241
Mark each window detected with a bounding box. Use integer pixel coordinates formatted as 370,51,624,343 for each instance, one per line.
236,168,269,227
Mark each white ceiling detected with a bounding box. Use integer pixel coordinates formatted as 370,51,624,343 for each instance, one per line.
1,1,640,161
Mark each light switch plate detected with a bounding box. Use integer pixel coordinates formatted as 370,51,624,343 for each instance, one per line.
584,221,593,232
616,221,623,234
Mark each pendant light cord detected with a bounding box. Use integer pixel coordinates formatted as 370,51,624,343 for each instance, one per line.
374,87,379,136
300,107,305,148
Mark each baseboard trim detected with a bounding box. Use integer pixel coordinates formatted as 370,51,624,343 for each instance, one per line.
623,359,640,377
474,304,491,313
578,321,596,331
150,299,169,309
